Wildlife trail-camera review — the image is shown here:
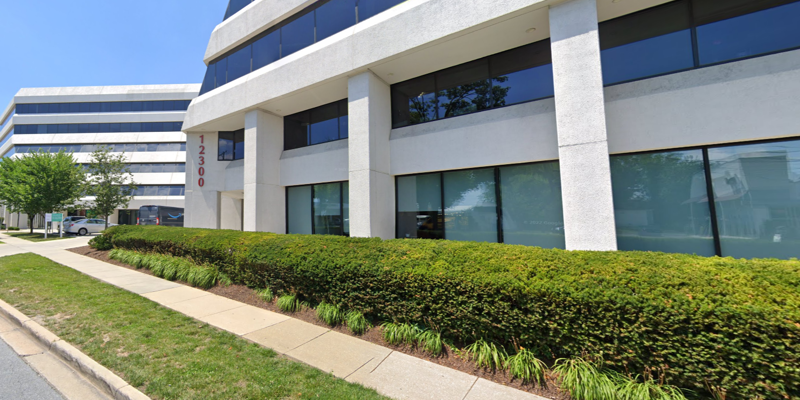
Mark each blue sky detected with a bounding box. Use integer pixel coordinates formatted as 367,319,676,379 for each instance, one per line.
0,0,229,105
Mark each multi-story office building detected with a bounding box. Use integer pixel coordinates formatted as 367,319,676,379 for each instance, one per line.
0,85,199,228
183,0,800,260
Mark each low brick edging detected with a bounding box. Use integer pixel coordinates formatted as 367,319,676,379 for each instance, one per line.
0,298,150,400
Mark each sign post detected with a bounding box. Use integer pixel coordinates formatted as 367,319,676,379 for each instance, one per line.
52,213,64,238
45,213,52,239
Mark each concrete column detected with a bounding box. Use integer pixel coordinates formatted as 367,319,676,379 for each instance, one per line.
348,71,395,239
185,131,221,229
243,109,285,233
549,0,617,251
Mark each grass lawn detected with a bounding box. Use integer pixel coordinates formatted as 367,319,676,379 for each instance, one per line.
5,232,75,242
0,253,388,400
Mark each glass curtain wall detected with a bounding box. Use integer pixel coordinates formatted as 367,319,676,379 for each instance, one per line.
14,122,183,134
611,138,800,260
611,150,715,256
286,182,350,236
396,162,565,247
284,100,349,150
15,101,191,114
203,0,406,95
708,140,800,259
600,0,800,85
391,40,554,128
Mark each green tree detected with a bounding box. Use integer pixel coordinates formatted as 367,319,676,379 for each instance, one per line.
85,146,137,228
0,151,86,233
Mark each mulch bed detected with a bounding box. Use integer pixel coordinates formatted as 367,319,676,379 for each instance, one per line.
69,245,570,400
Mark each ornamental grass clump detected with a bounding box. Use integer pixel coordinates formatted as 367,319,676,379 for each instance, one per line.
553,358,617,400
465,339,506,371
505,347,547,386
346,311,371,335
256,288,274,303
277,294,302,313
615,375,689,400
316,302,345,326
417,329,443,356
108,249,218,289
381,322,421,346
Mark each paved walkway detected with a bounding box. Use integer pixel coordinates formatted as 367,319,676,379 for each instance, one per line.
0,234,548,400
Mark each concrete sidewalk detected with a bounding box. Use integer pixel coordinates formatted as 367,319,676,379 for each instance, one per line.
0,233,549,400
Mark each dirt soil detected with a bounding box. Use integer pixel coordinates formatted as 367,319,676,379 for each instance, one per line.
69,245,570,400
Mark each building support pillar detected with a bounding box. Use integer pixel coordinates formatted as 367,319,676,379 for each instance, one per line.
347,71,395,239
549,0,617,251
243,109,285,233
185,131,221,229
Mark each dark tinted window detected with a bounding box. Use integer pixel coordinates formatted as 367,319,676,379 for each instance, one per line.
252,31,281,71
227,45,252,82
317,0,357,42
14,101,191,114
281,12,315,57
696,1,800,65
391,40,554,128
215,58,228,88
285,99,349,150
224,0,253,20
357,0,404,22
218,129,245,161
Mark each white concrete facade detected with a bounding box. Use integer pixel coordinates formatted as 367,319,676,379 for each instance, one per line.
0,85,199,228
183,0,800,253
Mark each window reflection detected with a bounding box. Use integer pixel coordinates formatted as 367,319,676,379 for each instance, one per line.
218,129,245,161
611,151,715,256
284,99,348,150
287,182,349,236
314,183,343,235
443,168,498,243
397,174,444,239
709,140,800,259
500,163,565,249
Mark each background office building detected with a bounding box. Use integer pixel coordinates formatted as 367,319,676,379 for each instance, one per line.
0,85,198,228
183,0,800,260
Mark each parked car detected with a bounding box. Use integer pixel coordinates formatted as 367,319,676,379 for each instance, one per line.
63,216,87,224
65,219,117,236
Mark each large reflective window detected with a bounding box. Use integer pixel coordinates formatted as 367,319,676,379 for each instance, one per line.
342,182,350,236
396,174,444,239
499,163,565,249
357,0,404,22
252,31,280,71
391,39,553,128
313,183,343,235
443,168,498,243
611,150,716,256
436,60,491,119
287,186,313,234
696,1,800,65
281,12,315,58
600,1,694,85
317,0,357,42
391,75,438,128
218,129,245,161
227,45,252,83
284,99,348,150
708,140,800,259
490,41,554,106
215,58,228,89
309,102,340,145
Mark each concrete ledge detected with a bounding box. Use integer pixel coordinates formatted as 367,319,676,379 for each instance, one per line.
0,299,150,400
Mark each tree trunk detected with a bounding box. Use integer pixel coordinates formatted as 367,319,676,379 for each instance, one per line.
29,216,34,234
104,216,108,229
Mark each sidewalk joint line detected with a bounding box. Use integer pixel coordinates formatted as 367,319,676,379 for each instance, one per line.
343,356,376,380
284,329,331,354
461,376,479,400
368,350,393,374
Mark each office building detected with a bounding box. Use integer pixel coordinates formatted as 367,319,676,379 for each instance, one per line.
182,0,800,259
0,85,198,228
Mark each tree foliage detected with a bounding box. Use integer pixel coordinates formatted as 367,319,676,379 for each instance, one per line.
0,151,86,233
85,146,137,228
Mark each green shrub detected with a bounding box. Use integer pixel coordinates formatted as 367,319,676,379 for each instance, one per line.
98,225,800,399
7,226,20,231
88,234,113,250
316,302,345,326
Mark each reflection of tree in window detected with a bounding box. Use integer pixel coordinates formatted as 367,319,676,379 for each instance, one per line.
438,78,510,119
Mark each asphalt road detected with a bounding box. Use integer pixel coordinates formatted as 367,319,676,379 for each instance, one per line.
0,338,64,400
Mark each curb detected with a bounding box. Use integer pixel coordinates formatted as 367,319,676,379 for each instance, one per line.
0,298,150,400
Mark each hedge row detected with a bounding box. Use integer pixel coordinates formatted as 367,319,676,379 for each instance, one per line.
99,225,800,399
